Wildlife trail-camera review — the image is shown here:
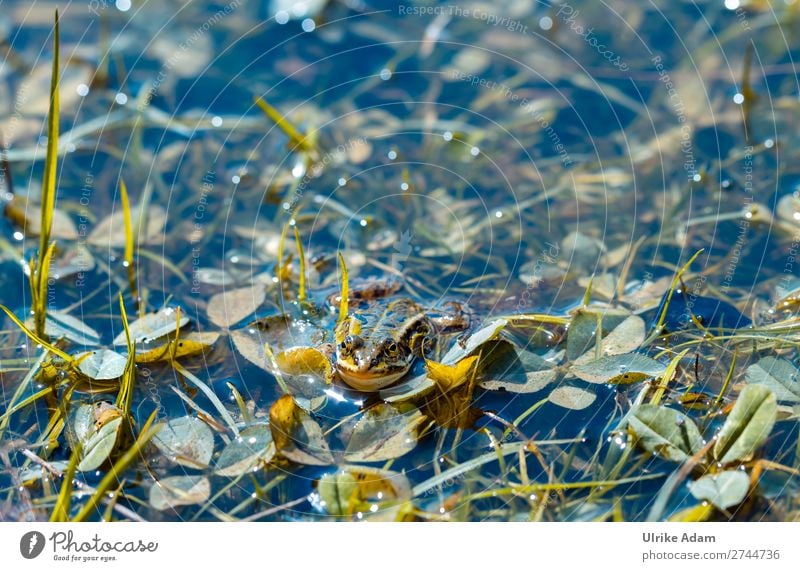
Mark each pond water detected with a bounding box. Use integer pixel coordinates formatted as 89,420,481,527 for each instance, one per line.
1,0,800,522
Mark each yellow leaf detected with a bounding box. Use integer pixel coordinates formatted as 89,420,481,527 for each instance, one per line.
274,346,333,383
426,355,479,392
135,332,220,363
268,394,300,452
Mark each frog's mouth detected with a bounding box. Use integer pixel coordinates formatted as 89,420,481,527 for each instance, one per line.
335,363,410,391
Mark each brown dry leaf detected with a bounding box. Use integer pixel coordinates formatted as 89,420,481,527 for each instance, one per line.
207,284,267,329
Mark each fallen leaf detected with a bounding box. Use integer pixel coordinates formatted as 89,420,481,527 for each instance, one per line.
714,384,777,464
149,476,210,511
152,416,215,469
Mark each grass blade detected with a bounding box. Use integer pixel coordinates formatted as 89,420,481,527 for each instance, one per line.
337,252,349,326
293,226,307,302
50,443,81,522
34,10,61,339
254,96,313,153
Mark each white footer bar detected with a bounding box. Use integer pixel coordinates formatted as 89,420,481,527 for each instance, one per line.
1,522,798,570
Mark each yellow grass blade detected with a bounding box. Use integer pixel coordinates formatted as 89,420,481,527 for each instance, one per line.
337,252,349,324
50,442,81,522
293,226,307,302
655,249,705,332
0,304,72,361
115,294,136,415
119,178,134,268
254,96,313,153
34,10,60,339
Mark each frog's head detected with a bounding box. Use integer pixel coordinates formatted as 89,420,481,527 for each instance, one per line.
334,318,413,391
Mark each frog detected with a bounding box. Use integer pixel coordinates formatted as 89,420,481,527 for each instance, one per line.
333,297,469,391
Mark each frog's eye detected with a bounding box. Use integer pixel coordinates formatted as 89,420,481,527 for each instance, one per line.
385,341,399,356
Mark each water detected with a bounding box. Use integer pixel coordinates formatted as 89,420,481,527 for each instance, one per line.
1,0,800,522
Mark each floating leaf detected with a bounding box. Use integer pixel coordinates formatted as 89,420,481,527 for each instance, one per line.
566,306,629,361
78,416,122,472
66,402,125,471
571,353,665,384
44,311,101,346
78,416,123,471
269,395,334,465
207,284,267,328
441,319,507,365
714,384,777,464
572,315,646,364
562,231,605,272
5,196,78,239
49,244,95,280
230,328,272,372
688,471,750,510
149,475,210,511
134,331,220,363
113,306,189,345
275,346,333,383
628,405,703,462
214,424,275,477
76,349,127,380
478,340,557,393
230,315,323,372
548,386,597,410
344,404,425,462
318,466,412,518
426,355,479,392
152,416,214,469
744,357,800,403
88,204,167,247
